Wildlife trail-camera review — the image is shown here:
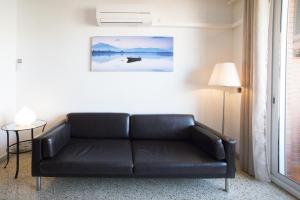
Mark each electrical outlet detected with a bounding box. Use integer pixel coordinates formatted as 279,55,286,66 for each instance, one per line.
16,58,23,71
17,59,23,64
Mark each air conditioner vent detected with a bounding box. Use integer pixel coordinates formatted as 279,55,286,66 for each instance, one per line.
96,5,152,26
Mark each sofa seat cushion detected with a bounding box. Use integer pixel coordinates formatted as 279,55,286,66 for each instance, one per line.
132,140,227,177
40,139,133,176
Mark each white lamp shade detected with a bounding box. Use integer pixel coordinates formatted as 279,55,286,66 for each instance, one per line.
14,107,37,126
208,62,241,87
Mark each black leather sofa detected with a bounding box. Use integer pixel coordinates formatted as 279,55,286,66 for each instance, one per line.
32,113,236,192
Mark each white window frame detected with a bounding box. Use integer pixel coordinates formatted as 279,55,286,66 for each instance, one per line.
271,0,300,198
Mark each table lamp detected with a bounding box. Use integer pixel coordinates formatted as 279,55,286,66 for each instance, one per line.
14,106,37,126
208,62,241,135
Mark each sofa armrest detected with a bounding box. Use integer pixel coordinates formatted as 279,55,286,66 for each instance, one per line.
190,125,225,160
32,135,43,176
32,122,70,176
194,121,236,178
41,123,71,158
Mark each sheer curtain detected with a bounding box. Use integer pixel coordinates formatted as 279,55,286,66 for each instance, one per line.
240,0,272,181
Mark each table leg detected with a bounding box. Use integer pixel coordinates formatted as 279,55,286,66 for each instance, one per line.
31,129,34,140
15,131,19,179
4,131,9,168
42,124,46,132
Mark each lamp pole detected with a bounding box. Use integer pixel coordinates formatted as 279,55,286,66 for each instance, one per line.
222,90,226,135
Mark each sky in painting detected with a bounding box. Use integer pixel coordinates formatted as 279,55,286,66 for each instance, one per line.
92,36,173,50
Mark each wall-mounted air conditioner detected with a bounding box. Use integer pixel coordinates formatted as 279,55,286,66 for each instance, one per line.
96,4,152,26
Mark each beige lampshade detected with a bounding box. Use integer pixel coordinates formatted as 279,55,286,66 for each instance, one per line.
208,62,241,87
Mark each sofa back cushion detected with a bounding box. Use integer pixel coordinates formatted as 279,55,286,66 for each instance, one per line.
67,113,130,139
130,114,195,140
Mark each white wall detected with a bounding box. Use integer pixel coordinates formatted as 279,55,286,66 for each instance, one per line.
16,0,232,124
15,0,243,153
0,0,17,157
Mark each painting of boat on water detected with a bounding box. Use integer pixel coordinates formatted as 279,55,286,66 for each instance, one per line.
91,36,173,72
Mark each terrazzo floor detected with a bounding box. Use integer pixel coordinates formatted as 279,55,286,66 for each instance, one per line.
0,153,297,200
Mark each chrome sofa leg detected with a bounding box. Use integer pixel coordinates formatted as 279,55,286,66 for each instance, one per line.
36,177,41,191
225,178,229,192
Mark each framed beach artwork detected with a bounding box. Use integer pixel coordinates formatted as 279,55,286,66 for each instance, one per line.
91,36,173,72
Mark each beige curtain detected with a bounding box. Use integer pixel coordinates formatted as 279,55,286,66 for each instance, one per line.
240,0,271,181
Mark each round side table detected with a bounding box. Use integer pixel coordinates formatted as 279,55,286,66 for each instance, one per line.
1,119,47,178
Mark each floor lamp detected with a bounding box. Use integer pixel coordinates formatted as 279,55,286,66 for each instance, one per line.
208,62,241,135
